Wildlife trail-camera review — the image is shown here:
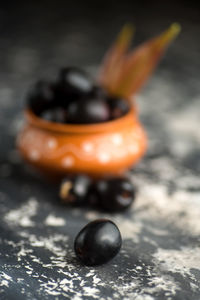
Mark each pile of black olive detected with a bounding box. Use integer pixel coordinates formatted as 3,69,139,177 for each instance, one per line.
27,67,130,124
60,174,135,212
63,174,135,266
60,174,135,266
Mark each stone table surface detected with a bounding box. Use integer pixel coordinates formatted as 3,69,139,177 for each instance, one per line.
0,1,200,299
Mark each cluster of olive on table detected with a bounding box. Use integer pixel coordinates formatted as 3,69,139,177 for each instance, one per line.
27,67,136,266
60,174,135,266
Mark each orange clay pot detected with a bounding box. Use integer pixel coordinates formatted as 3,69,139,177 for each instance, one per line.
17,101,147,178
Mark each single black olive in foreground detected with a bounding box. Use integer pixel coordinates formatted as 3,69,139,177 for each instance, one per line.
55,67,94,106
67,97,110,124
107,97,130,119
59,175,91,205
91,177,135,212
74,219,122,266
27,80,56,115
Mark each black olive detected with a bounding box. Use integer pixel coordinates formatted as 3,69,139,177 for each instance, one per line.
89,85,108,99
27,80,56,115
59,175,91,205
55,67,94,107
40,107,67,123
66,97,110,124
74,219,122,266
107,97,130,119
90,177,135,212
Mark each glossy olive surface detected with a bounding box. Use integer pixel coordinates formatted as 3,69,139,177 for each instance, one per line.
27,80,56,115
90,177,135,212
60,175,91,205
56,67,93,106
67,97,110,124
74,219,122,266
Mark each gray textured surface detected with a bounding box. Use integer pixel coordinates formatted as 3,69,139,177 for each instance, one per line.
0,1,200,299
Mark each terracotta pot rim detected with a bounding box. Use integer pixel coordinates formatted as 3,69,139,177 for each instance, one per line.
25,101,137,134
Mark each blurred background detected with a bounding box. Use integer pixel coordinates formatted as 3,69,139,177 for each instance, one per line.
0,0,199,103
0,0,199,172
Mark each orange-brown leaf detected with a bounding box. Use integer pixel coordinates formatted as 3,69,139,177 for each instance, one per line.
99,23,181,98
98,24,134,91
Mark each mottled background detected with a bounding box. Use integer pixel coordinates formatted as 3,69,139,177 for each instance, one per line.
0,1,200,299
